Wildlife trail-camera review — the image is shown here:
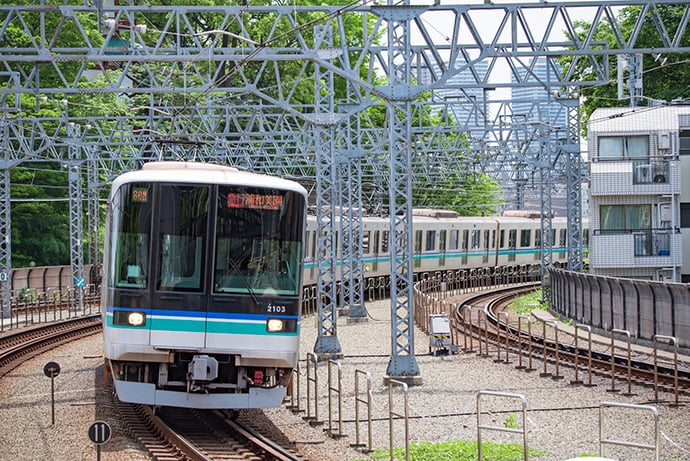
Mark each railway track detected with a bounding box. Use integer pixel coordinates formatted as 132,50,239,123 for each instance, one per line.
447,283,690,403
114,399,309,461
0,314,102,377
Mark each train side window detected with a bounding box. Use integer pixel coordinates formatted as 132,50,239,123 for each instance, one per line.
499,229,505,248
462,230,469,250
425,230,436,251
373,231,380,255
535,229,541,247
414,230,423,252
483,230,490,250
490,230,496,249
559,228,567,246
450,230,459,250
471,229,480,249
440,230,447,252
362,231,371,254
508,229,517,249
382,231,389,253
520,229,531,247
311,231,317,259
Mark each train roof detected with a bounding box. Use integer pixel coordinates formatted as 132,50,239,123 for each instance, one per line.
110,161,308,197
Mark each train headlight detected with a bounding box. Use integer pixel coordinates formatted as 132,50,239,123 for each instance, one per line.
266,318,297,333
128,312,146,326
113,310,147,327
266,318,284,332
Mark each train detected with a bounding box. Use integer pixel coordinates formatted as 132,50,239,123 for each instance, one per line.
102,161,309,410
302,209,586,287
100,161,585,411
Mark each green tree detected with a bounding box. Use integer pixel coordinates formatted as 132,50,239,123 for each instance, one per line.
561,5,690,132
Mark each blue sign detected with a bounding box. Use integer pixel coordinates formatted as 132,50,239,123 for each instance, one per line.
75,277,85,287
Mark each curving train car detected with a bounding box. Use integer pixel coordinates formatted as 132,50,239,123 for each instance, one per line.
102,161,308,410
303,209,587,287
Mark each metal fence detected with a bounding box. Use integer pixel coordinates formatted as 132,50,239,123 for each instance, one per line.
548,267,690,350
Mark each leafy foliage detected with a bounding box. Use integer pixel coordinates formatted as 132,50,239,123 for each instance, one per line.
560,5,690,134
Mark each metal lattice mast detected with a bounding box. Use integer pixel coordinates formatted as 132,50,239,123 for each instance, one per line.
87,150,100,269
539,133,554,284
382,2,421,383
67,120,85,310
560,95,584,272
0,118,10,316
313,25,341,357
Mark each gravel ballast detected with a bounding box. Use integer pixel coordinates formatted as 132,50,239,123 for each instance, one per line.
1,299,690,460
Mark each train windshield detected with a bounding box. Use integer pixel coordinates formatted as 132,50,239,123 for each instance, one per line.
213,186,304,296
110,182,152,289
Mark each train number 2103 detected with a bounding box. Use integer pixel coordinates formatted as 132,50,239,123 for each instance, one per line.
266,304,286,313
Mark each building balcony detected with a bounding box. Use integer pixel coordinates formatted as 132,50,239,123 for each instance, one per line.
589,228,681,269
590,159,680,196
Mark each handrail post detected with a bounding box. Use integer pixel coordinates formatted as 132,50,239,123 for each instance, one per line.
572,324,594,387
351,369,373,452
540,321,551,378
653,335,680,406
608,329,634,396
326,360,344,438
477,390,529,461
388,379,410,461
516,316,529,370
303,352,322,426
599,402,660,461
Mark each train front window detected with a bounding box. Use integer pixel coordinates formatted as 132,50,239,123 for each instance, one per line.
214,186,304,296
112,183,152,289
157,185,209,292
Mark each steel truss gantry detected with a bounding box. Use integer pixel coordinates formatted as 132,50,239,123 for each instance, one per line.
1,1,689,378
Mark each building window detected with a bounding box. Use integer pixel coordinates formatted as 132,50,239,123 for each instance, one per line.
680,131,690,156
681,203,690,228
598,135,648,160
600,204,651,232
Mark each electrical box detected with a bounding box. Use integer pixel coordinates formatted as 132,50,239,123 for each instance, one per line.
428,314,454,356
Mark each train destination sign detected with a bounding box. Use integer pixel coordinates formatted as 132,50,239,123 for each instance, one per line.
227,192,283,211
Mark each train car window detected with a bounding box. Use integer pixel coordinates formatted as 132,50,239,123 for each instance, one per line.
373,231,380,255
157,185,209,292
414,231,423,252
535,229,541,247
362,231,371,254
483,230,490,250
439,230,447,251
213,187,305,296
520,230,531,247
450,230,458,250
471,229,480,249
508,229,517,249
425,230,436,251
499,229,505,248
559,228,567,247
111,183,152,289
462,230,469,250
382,231,389,253
310,231,317,259
490,230,496,249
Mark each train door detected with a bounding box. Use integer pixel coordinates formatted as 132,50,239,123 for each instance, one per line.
150,184,210,349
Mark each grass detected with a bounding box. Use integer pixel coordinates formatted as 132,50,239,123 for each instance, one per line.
357,440,548,461
509,289,546,315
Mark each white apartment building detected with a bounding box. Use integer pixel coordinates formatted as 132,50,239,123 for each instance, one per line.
587,104,690,282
